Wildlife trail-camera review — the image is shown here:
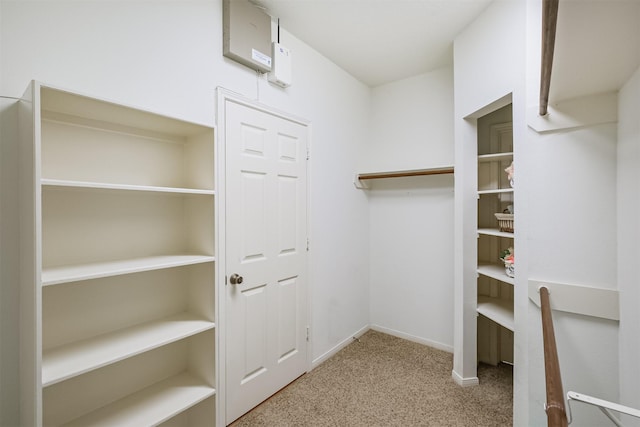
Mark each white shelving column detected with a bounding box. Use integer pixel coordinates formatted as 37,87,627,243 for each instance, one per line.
19,81,218,426
476,118,514,367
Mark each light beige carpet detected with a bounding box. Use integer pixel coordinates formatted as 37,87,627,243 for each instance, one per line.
231,330,513,426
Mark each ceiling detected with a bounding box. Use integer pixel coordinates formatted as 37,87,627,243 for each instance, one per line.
255,0,640,99
255,0,493,87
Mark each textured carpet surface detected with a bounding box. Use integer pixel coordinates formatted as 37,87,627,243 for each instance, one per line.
231,330,513,426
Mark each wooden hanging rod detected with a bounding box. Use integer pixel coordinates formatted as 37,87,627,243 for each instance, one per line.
539,286,569,427
539,0,559,116
357,167,454,181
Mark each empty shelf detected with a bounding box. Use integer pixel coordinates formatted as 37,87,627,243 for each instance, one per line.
42,313,215,386
477,152,513,162
477,188,514,195
42,179,215,195
477,263,515,285
477,296,514,331
63,372,215,427
42,255,216,286
477,228,514,238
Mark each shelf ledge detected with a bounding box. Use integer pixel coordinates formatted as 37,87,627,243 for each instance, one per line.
42,312,215,387
477,296,514,331
477,263,514,285
477,228,514,239
354,166,454,189
477,188,514,195
528,280,619,321
477,152,513,162
62,372,215,427
42,179,215,195
42,255,216,286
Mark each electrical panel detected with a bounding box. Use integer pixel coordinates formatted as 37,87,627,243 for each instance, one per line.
223,0,272,72
268,42,292,87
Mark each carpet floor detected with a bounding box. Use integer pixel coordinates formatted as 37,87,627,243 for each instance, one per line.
231,330,513,426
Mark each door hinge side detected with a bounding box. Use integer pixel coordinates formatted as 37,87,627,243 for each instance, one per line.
306,326,310,342
306,238,309,251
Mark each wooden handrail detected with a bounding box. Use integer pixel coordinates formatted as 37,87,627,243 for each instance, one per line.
539,0,559,116
539,286,568,427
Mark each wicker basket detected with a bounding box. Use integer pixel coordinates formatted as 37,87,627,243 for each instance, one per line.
494,213,514,233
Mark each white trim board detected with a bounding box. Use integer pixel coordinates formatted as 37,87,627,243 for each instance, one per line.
311,325,370,369
528,280,619,321
311,324,454,371
451,369,479,388
370,325,453,354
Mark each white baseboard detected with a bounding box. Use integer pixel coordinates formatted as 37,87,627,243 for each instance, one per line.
451,369,479,387
370,324,454,353
311,324,370,369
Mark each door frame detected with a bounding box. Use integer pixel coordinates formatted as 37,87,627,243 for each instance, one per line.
215,88,313,425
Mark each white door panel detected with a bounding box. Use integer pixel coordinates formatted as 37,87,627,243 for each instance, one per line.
225,99,308,424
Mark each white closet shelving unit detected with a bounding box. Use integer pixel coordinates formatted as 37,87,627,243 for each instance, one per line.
19,81,217,426
476,119,514,366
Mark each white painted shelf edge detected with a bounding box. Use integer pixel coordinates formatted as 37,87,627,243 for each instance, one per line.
477,296,514,331
477,152,513,162
42,179,215,195
42,313,215,387
477,188,514,195
477,228,514,239
477,263,515,285
62,372,215,427
42,255,216,286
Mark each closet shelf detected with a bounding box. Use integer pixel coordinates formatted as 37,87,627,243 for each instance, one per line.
477,296,514,331
477,228,513,238
41,179,215,196
42,312,215,387
62,372,215,427
477,188,514,195
42,255,216,286
477,152,513,162
477,263,515,285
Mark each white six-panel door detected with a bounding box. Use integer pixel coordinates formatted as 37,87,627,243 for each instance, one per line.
224,99,308,424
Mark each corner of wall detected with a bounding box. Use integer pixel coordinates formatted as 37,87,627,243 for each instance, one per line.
617,64,640,426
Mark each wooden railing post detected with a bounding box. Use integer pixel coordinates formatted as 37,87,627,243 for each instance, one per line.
539,286,568,427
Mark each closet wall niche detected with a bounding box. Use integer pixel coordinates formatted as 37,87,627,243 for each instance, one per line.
476,104,514,367
19,81,218,426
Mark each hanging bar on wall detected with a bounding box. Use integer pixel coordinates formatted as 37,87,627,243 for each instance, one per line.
354,166,454,189
539,0,559,116
358,167,454,181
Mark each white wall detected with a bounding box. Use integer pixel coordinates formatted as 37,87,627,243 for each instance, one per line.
618,65,640,426
361,68,454,173
452,0,528,418
0,1,371,423
455,1,627,425
523,118,619,427
366,68,455,350
522,1,622,426
368,174,454,350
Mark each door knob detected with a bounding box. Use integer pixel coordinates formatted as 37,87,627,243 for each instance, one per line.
229,273,244,285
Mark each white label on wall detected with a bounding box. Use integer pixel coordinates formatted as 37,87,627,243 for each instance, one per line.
252,49,272,67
